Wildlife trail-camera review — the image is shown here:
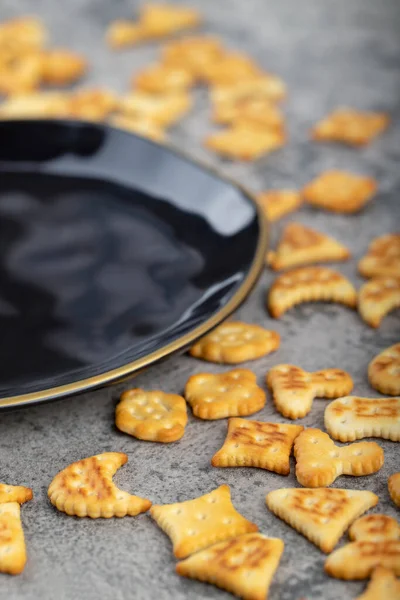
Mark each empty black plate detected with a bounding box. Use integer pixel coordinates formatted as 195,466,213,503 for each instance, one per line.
0,120,267,409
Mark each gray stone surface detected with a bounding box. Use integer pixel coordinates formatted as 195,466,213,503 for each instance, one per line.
0,0,400,598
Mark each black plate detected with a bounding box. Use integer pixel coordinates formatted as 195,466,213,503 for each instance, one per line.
0,120,267,409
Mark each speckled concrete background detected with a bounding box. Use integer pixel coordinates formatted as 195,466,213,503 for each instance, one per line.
0,0,399,598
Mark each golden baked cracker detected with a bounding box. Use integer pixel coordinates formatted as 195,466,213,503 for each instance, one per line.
106,21,146,49
312,107,389,146
66,88,117,121
267,223,351,271
266,364,353,419
325,396,400,442
0,17,47,54
0,503,27,575
189,321,280,364
212,418,303,474
109,114,166,142
210,73,287,103
205,124,285,161
294,428,384,488
132,63,195,94
358,233,400,279
150,484,258,559
162,36,224,78
389,473,400,508
139,3,202,38
176,533,284,600
0,484,33,505
212,94,284,129
358,276,400,328
355,567,400,600
325,514,400,579
0,54,43,95
48,452,151,518
40,49,87,85
256,190,303,222
119,91,191,127
267,266,357,319
0,92,69,119
368,343,400,396
184,369,266,420
303,170,377,214
201,52,262,86
266,487,378,553
116,388,187,442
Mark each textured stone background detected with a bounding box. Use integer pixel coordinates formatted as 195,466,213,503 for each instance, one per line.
0,0,400,599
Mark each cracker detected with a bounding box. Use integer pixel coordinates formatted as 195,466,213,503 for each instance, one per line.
325,396,400,442
389,473,400,508
212,94,284,130
210,74,287,104
358,233,400,279
0,484,33,505
256,190,303,222
294,428,384,488
355,567,400,600
66,88,117,121
201,52,262,86
109,114,166,142
150,484,258,559
0,503,27,575
368,343,400,396
267,364,353,419
48,452,151,518
189,321,280,364
40,49,87,85
162,36,224,81
132,63,195,93
267,223,351,271
325,514,400,579
0,17,47,54
266,487,378,553
205,124,285,161
184,369,266,420
358,276,400,328
116,388,187,442
267,266,357,319
139,3,202,39
312,107,389,146
176,533,284,600
0,54,43,95
0,92,69,119
212,418,303,474
106,21,146,49
119,91,191,127
303,170,377,213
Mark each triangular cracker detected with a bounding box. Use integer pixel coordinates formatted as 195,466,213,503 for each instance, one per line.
211,418,303,474
266,487,378,553
325,514,400,579
176,533,284,600
267,223,350,271
368,343,400,396
150,484,258,559
389,473,400,507
356,567,400,600
294,428,384,487
358,233,400,279
0,502,27,575
358,276,400,328
0,483,33,505
48,452,151,518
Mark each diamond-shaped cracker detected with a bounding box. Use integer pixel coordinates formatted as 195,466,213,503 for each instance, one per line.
358,233,400,279
356,567,400,600
132,63,195,93
266,487,378,553
0,503,27,575
185,369,266,420
268,266,357,319
325,514,400,579
189,321,280,364
109,114,166,142
116,388,187,442
266,364,353,419
48,452,151,518
368,343,400,396
212,418,303,474
325,396,400,442
256,190,303,222
118,90,191,127
162,36,224,79
205,124,286,161
389,473,400,508
150,484,258,559
311,107,389,146
294,428,384,488
176,533,284,600
267,223,350,271
0,483,33,505
303,170,377,214
358,276,400,328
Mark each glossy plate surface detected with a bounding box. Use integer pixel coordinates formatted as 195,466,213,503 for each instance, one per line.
0,120,267,408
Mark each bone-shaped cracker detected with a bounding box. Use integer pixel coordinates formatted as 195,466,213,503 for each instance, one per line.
0,483,33,505
356,567,400,600
257,190,303,222
358,233,400,279
294,428,384,487
268,266,357,318
325,514,400,579
358,276,400,328
267,364,353,419
302,170,377,213
48,452,151,518
311,108,389,146
368,343,400,396
0,503,28,575
389,473,400,508
325,396,400,442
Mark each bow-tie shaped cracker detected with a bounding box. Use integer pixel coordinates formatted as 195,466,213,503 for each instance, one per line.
266,364,353,419
325,514,400,579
